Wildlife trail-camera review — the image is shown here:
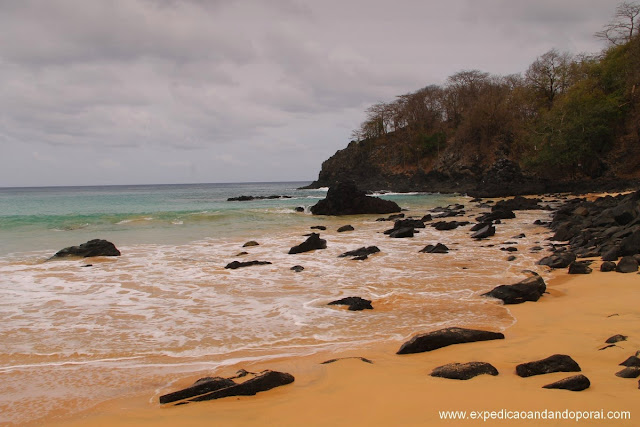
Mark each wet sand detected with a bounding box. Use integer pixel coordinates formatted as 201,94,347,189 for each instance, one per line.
47,263,639,426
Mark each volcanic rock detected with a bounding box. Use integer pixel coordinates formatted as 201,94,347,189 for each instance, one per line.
430,362,499,380
420,243,449,254
311,182,400,215
339,246,380,258
288,233,327,254
516,354,581,377
482,272,546,304
328,296,373,311
396,327,504,355
225,260,272,269
542,374,590,391
52,239,121,258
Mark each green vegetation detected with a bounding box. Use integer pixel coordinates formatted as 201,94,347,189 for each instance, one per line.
350,1,640,180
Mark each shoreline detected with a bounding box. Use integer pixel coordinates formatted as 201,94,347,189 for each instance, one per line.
45,264,639,426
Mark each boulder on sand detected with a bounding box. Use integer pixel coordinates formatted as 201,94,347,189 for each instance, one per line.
310,181,400,215
481,272,546,304
516,354,581,377
542,374,590,391
397,327,504,355
52,239,121,258
430,362,499,380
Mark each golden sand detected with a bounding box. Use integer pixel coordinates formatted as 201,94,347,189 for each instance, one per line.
45,262,639,427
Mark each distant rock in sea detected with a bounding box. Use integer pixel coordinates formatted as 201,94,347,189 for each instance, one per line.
310,181,400,216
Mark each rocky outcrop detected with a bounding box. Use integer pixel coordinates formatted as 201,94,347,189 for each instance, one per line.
189,370,295,402
542,375,590,391
481,272,546,304
397,327,504,355
430,362,499,380
516,354,581,377
310,182,400,216
288,233,327,254
420,243,449,254
225,260,272,269
328,296,373,311
52,239,121,258
160,370,294,404
338,246,380,259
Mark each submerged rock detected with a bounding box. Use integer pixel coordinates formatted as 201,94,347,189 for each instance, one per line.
542,374,590,391
420,243,449,254
516,354,581,377
430,362,499,380
288,233,327,254
224,260,272,269
397,327,504,355
338,246,380,258
337,225,355,232
328,296,373,311
52,239,121,258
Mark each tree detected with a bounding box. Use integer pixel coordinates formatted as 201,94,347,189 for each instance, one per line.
596,1,640,46
525,49,573,108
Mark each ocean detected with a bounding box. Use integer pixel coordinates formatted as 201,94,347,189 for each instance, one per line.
0,182,554,425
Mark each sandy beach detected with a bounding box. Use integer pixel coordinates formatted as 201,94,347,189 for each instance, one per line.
42,257,638,427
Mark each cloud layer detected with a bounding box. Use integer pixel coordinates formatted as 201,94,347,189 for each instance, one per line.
0,0,621,186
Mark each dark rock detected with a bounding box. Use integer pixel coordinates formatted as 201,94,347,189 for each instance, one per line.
507,255,516,261
227,195,291,201
420,243,449,254
606,334,628,344
337,225,354,232
482,272,546,304
225,260,272,269
52,239,121,258
321,357,373,365
477,210,515,223
394,219,426,229
328,296,373,311
377,213,405,222
339,246,380,258
389,227,415,238
616,256,639,273
600,261,617,272
615,367,640,378
493,196,543,211
311,182,401,215
288,233,327,254
620,230,640,256
243,241,259,247
470,221,491,232
433,221,467,231
602,247,620,261
471,224,495,239
513,233,526,238
542,374,590,391
568,261,592,274
501,247,518,252
295,207,305,212
311,225,327,230
189,370,295,402
160,377,237,404
421,214,433,222
396,327,505,355
430,362,499,380
290,265,304,272
516,354,581,377
530,246,544,252
538,252,576,269
352,255,368,260
620,356,640,367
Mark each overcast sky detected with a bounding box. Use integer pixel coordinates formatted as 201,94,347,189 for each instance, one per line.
0,0,622,187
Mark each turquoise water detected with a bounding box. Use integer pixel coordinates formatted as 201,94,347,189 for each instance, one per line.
0,182,555,425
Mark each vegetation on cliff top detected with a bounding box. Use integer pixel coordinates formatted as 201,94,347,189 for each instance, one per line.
313,2,640,190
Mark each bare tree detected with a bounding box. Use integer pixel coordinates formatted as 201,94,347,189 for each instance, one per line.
525,49,573,108
596,1,640,46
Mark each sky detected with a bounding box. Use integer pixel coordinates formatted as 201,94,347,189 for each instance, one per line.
0,0,623,187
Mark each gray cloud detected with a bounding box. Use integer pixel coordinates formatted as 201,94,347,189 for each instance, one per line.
0,0,623,186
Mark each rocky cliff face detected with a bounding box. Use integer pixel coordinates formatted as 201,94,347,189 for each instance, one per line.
305,132,639,197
